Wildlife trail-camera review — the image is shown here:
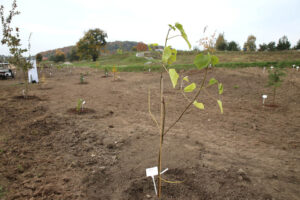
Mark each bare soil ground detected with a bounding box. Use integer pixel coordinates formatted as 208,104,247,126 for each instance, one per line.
0,67,299,200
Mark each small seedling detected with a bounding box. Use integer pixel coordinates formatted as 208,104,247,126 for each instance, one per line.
112,66,118,81
80,73,85,84
41,73,46,84
0,185,5,198
234,85,239,89
267,68,285,105
104,67,109,77
76,99,84,112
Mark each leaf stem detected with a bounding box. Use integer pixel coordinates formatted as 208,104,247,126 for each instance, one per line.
168,35,181,40
148,89,160,132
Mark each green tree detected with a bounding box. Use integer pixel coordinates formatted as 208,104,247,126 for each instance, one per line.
131,46,137,51
277,35,290,50
76,28,107,61
215,33,227,51
53,50,65,63
0,0,32,98
267,41,276,51
67,47,79,61
258,43,268,51
36,53,43,63
294,39,300,49
243,35,256,51
226,41,240,51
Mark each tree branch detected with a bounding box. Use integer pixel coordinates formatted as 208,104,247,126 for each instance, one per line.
163,67,209,136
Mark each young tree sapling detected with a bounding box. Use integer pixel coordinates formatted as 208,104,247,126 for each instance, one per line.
0,0,33,98
148,23,223,198
267,68,285,105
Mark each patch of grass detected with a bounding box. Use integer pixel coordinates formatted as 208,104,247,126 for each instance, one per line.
44,51,300,72
234,85,239,89
0,185,5,198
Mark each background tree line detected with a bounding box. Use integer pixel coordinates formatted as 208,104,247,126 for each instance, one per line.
215,33,300,52
36,28,300,63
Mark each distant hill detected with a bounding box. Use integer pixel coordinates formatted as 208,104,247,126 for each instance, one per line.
38,41,141,60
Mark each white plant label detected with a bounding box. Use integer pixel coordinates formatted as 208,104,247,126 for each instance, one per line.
263,67,266,73
262,95,267,105
292,64,295,68
270,66,274,70
82,100,86,110
297,66,299,71
146,166,158,177
146,166,168,195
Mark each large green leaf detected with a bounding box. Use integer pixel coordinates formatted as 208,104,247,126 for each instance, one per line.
218,83,223,94
175,23,191,49
194,53,211,69
211,55,219,66
169,69,179,88
184,83,196,92
209,78,218,85
193,101,204,110
217,100,223,114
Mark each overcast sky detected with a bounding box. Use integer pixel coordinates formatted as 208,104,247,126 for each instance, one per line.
0,0,299,55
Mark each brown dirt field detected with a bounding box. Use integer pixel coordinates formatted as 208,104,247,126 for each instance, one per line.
0,67,299,200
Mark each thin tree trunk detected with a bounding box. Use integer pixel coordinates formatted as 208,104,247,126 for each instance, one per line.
22,69,28,98
158,72,165,198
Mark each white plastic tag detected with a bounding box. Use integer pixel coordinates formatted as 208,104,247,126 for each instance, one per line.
146,167,158,177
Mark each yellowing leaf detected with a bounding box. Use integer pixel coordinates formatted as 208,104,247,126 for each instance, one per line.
217,100,223,114
183,76,189,82
184,83,196,92
168,48,177,65
162,46,177,65
169,69,179,88
162,46,172,64
218,83,223,94
209,78,218,85
193,101,204,110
